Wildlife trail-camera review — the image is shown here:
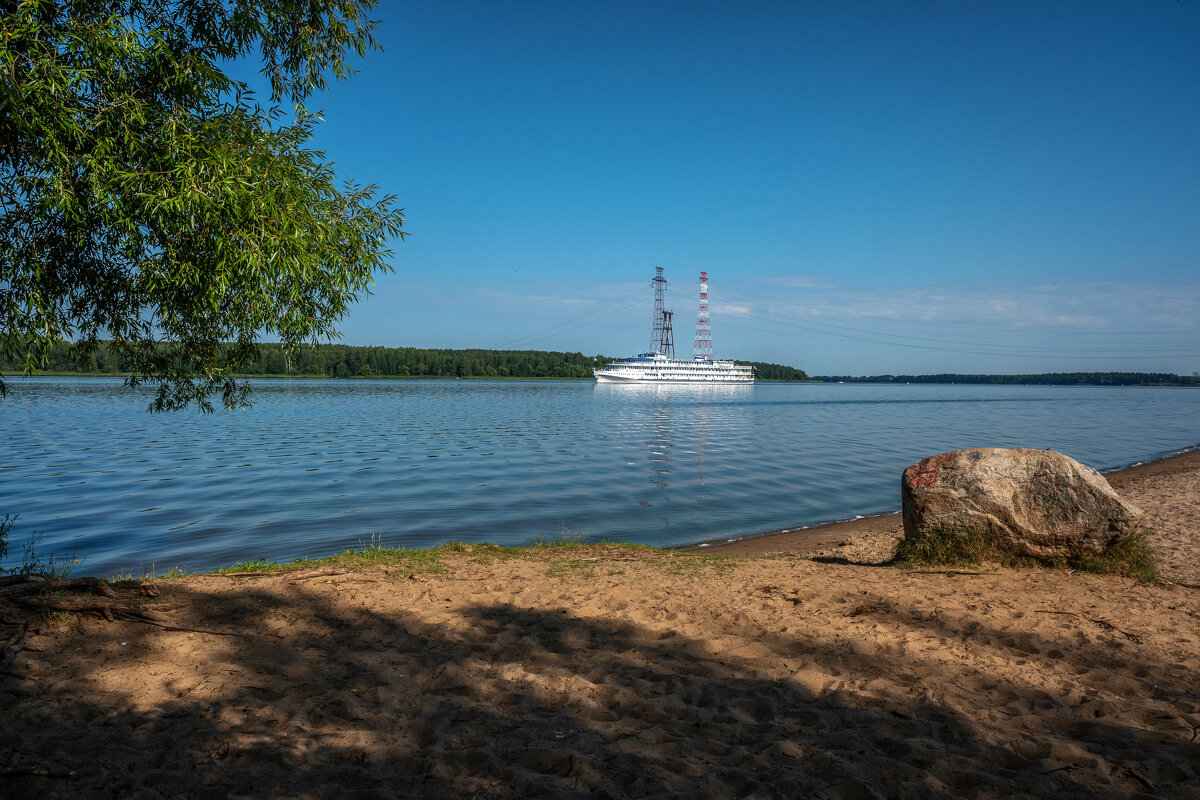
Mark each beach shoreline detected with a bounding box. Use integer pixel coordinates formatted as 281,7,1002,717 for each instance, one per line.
2,446,1197,798
701,447,1200,575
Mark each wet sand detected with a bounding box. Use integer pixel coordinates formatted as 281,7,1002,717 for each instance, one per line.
1,450,1198,799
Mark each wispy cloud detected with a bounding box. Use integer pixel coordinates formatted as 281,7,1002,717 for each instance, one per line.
712,303,752,316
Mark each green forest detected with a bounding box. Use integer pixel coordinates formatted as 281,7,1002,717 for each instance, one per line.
4,342,811,381
812,372,1198,386
10,343,1195,385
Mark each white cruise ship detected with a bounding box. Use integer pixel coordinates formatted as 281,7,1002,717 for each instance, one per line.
594,268,754,385
594,352,755,384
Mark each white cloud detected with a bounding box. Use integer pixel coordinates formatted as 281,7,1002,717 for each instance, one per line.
711,302,752,316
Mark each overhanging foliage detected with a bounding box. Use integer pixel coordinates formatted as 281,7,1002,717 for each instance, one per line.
1,0,406,410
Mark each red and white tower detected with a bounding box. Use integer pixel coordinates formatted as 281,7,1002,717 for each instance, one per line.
693,271,712,361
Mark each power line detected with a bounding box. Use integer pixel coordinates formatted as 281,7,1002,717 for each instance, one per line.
721,319,1199,360
495,287,645,349
719,285,1197,341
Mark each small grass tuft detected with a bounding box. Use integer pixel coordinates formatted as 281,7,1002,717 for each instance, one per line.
893,528,1007,568
649,550,738,576
213,558,289,574
0,513,10,565
461,542,522,566
32,608,77,627
106,567,138,585
546,559,598,578
1070,529,1160,583
2,519,86,578
316,542,448,575
394,548,447,575
531,524,588,548
895,526,1161,583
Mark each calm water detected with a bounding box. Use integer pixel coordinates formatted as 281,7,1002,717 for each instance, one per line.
2,377,1198,575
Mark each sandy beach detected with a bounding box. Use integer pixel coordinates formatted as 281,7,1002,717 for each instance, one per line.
2,450,1198,798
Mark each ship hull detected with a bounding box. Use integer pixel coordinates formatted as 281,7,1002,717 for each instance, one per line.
593,356,754,384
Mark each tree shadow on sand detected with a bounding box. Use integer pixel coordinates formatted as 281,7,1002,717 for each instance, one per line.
2,569,1198,799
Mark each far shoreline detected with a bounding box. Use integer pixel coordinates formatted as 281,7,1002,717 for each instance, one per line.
14,373,1195,386
14,372,815,383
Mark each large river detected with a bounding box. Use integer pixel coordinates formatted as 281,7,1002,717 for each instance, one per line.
2,377,1197,576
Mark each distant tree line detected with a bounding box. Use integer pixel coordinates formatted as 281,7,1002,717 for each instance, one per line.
811,372,1198,386
743,361,810,381
5,341,809,381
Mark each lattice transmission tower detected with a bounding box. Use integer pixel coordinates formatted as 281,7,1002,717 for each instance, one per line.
649,267,675,358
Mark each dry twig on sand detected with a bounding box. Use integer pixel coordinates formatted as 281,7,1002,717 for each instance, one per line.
286,568,351,582
1034,609,1143,643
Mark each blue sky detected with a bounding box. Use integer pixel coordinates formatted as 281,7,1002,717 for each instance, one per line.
285,0,1198,375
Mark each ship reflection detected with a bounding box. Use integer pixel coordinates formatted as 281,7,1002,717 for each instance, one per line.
648,400,671,489
596,384,747,508
592,383,750,399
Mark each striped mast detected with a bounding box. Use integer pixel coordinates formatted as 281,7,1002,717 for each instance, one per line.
693,271,712,361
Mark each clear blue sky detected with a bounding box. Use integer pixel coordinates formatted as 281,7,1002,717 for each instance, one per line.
289,0,1198,375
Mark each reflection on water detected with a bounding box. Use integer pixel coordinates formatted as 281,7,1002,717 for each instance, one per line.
694,396,711,490
597,384,752,507
1,377,1198,575
649,401,670,486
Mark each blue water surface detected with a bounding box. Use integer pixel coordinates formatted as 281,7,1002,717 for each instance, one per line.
2,377,1197,575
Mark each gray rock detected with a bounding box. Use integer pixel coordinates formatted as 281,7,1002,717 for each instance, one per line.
901,448,1143,559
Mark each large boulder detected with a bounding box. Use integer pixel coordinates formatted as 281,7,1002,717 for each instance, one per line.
901,448,1143,559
